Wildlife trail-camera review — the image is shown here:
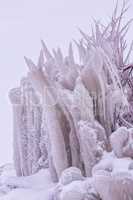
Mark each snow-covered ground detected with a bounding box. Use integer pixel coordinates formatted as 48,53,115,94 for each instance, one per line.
1,152,133,200
0,164,55,200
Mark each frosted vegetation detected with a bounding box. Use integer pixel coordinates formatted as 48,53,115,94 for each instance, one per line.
5,1,133,199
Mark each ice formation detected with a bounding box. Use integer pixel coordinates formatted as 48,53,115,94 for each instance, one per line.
8,1,133,199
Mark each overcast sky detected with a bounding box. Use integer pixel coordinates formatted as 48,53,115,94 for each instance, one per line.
0,0,132,165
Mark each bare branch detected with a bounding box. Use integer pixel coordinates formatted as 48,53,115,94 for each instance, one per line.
124,41,133,63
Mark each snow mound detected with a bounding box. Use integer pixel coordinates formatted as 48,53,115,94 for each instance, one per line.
0,165,55,200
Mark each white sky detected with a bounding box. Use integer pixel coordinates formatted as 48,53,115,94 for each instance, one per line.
0,0,132,165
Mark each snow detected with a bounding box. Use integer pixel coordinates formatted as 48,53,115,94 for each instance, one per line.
0,167,55,200
59,181,87,200
92,151,133,175
1,154,133,199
